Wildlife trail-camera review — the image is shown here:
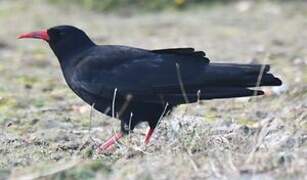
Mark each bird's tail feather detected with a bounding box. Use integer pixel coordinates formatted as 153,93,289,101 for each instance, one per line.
166,63,282,104
200,63,282,88
139,63,282,104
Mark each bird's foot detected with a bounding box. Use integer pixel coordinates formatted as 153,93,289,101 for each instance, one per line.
144,128,155,144
96,132,123,153
96,128,154,153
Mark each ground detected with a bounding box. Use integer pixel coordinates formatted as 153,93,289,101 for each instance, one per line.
0,0,306,179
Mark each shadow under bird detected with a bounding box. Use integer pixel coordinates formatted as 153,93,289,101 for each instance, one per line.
18,25,282,152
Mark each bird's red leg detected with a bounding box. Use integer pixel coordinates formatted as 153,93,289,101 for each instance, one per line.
144,128,155,144
97,132,124,152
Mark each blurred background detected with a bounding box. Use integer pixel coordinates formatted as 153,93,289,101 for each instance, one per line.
0,0,306,179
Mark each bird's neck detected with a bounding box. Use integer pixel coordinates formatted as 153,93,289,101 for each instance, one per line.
49,36,96,87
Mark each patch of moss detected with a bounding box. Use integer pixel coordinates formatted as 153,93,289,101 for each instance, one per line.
203,111,217,124
237,118,256,126
33,98,45,108
0,96,17,114
16,75,39,87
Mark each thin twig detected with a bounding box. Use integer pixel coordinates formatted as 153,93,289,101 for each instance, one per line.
176,63,189,103
112,88,118,118
88,103,95,135
186,149,200,172
128,112,133,133
253,54,269,97
197,89,201,103
127,112,133,144
88,103,98,146
156,103,169,128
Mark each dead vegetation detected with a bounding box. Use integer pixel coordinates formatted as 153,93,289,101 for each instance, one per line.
0,0,306,179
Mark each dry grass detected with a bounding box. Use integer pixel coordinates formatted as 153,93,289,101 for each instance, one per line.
0,0,306,179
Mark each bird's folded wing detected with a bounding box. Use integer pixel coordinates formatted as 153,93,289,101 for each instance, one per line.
151,48,208,62
71,49,210,104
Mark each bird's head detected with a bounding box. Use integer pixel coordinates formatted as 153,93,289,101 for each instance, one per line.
18,25,95,61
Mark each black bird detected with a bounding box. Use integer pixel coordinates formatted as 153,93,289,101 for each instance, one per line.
18,25,282,151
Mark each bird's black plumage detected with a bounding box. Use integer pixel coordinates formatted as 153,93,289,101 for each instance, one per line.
19,25,282,150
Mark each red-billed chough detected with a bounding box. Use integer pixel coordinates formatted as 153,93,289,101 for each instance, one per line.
18,25,282,151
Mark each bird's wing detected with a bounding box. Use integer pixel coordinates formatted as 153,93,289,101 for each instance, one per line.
151,48,208,61
71,46,210,104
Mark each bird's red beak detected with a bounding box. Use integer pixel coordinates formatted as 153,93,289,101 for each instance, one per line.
18,30,50,41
